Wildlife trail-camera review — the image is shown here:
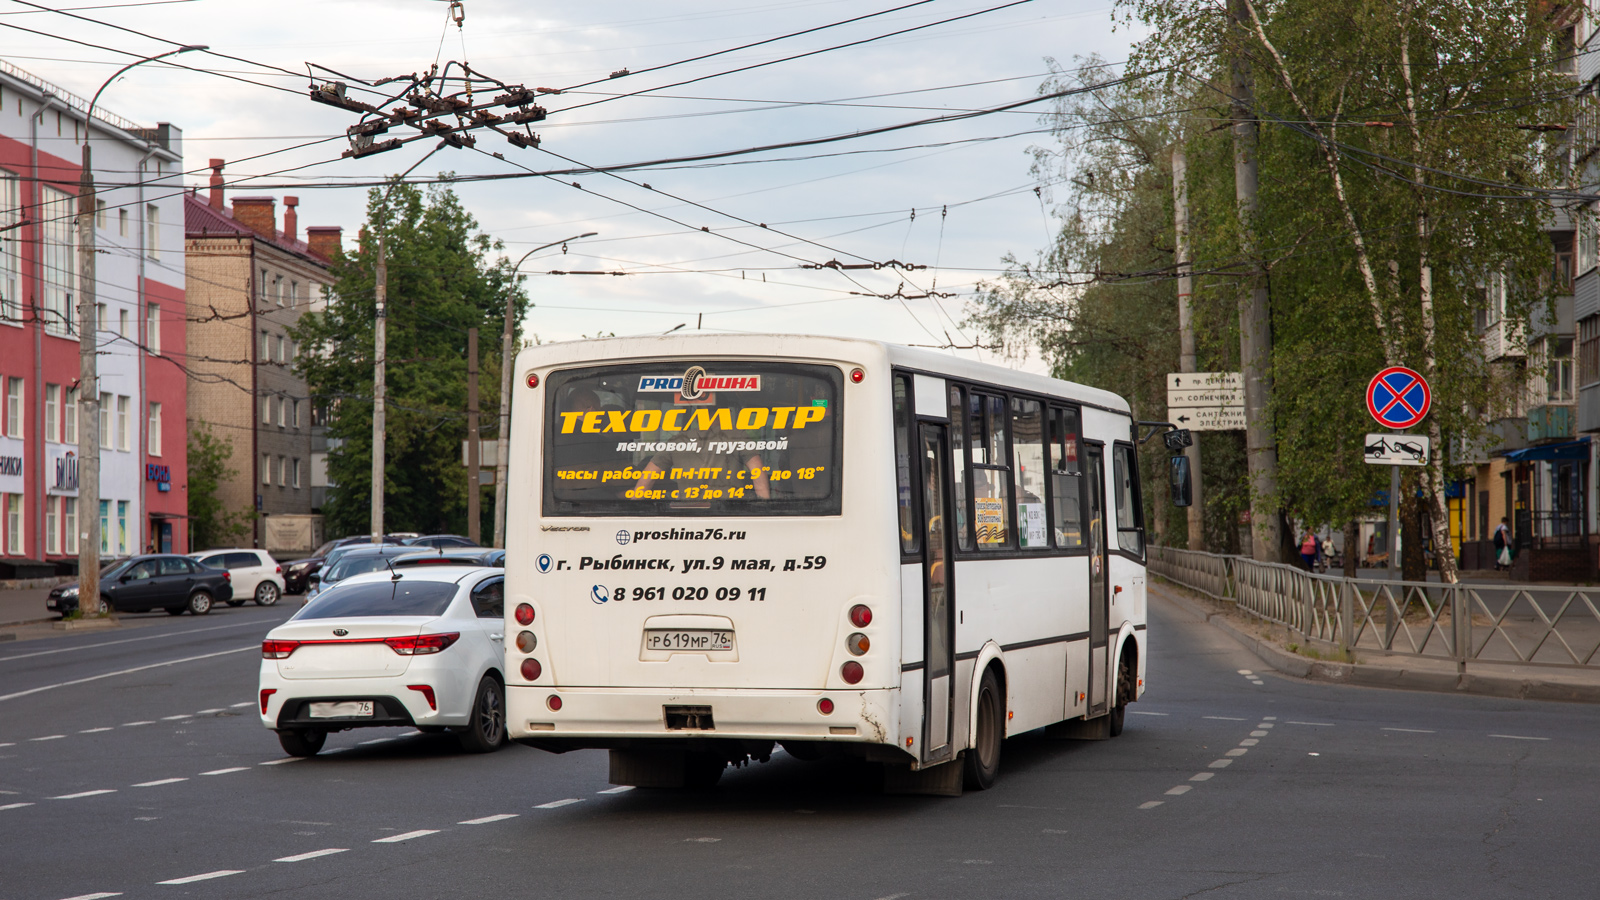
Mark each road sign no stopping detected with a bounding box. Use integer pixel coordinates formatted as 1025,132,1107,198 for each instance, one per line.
1367,366,1431,429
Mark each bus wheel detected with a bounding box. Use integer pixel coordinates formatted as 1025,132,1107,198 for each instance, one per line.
963,667,1002,791
684,751,725,789
1108,651,1134,738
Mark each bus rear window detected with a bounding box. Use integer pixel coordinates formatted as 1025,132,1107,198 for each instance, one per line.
543,362,843,517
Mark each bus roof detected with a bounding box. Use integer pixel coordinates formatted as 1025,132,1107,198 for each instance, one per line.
516,333,1133,416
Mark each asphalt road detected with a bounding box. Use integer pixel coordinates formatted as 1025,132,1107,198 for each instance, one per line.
2,590,1597,900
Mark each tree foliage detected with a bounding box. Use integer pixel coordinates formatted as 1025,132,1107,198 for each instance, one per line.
187,423,253,550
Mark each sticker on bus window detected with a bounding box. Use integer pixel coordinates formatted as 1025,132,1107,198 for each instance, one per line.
975,497,1009,544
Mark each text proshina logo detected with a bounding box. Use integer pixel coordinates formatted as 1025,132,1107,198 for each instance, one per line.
638,366,760,399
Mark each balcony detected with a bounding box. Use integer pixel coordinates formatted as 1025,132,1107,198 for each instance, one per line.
1528,405,1576,443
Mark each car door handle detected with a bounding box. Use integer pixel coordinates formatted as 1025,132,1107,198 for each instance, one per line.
489,633,504,640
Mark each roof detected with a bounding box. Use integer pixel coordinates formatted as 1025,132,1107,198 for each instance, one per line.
183,191,332,266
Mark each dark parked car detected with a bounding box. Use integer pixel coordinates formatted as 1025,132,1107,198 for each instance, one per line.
47,554,234,617
305,545,426,600
282,536,408,594
392,547,506,569
404,534,480,551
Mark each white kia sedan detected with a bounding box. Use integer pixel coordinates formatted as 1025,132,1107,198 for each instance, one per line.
190,549,287,606
258,565,507,757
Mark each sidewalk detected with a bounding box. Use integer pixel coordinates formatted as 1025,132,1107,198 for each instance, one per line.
1151,579,1600,704
0,586,58,629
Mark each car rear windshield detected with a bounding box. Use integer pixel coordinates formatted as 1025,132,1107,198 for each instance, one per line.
325,555,404,582
544,361,843,517
295,580,457,619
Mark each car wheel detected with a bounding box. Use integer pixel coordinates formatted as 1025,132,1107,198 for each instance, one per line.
255,582,281,607
1108,651,1134,738
277,729,326,757
457,676,507,753
187,591,213,616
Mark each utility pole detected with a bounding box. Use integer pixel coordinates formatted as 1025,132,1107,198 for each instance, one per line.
371,231,386,544
1172,142,1205,552
466,327,480,544
1229,0,1281,562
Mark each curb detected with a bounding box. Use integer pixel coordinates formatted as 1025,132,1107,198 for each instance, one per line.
0,616,58,629
1153,581,1600,704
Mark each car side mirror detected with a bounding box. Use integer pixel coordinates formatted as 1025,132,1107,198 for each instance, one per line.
118,574,132,583
1170,454,1193,508
307,572,321,585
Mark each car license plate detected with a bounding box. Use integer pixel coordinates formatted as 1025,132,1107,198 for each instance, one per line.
643,630,735,652
309,700,373,718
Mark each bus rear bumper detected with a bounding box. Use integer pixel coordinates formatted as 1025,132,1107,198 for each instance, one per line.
507,686,898,747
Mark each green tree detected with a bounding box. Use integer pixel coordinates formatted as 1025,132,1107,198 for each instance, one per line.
187,423,252,550
293,180,527,539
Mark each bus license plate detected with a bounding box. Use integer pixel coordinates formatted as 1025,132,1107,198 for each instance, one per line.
643,630,735,652
309,701,373,718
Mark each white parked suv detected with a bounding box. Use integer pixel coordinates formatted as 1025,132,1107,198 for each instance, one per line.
258,565,508,756
190,549,287,607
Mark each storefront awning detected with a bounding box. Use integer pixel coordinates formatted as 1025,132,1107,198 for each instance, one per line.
1504,437,1591,462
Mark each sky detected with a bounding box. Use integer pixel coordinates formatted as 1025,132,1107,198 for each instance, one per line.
4,0,1141,369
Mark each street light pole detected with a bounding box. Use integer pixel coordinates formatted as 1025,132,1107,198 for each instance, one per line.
75,44,203,614
492,232,596,549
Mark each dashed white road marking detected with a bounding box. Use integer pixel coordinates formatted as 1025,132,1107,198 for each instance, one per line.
52,789,116,799
78,727,114,734
31,734,66,741
1207,759,1233,769
1,801,35,810
275,848,349,862
0,646,256,704
230,702,255,708
1257,723,1275,729
0,741,13,747
1489,734,1550,741
1138,800,1164,809
160,715,192,722
598,786,635,794
133,778,188,787
1237,669,1253,675
536,798,584,809
1250,730,1268,737
372,830,438,843
156,870,244,885
684,837,721,843
873,893,912,900
58,893,122,899
200,767,250,776
1287,721,1334,727
1382,727,1435,734
1262,716,1277,721
259,757,303,766
1239,739,1259,746
1129,710,1168,716
121,721,154,727
1308,752,1320,756
195,709,225,715
1189,772,1214,782
1203,716,1246,721
1224,748,1249,757
459,814,519,825
1165,785,1192,796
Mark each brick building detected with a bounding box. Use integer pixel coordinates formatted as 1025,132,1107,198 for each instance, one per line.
184,160,338,554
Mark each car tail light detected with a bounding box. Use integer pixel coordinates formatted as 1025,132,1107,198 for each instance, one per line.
841,661,863,684
275,565,282,574
407,684,437,710
262,639,299,659
260,688,276,713
222,571,231,581
384,633,459,655
847,633,869,656
547,694,562,711
848,604,872,627
515,603,535,625
521,658,542,680
817,697,834,715
516,631,537,653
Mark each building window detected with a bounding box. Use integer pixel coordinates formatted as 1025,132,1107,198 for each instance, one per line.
7,494,21,555
40,187,76,336
118,207,128,237
277,397,287,428
275,334,285,364
117,500,128,555
45,384,58,442
5,377,20,437
146,303,160,355
64,498,77,555
1548,336,1575,403
46,499,58,556
1580,317,1600,390
148,401,162,456
118,307,130,340
290,399,300,429
279,455,288,487
292,457,301,489
275,275,285,306
64,388,77,445
95,198,106,229
116,395,130,451
262,454,271,485
290,280,299,308
260,330,270,360
261,396,271,425
146,204,159,259
0,171,18,323
99,500,109,555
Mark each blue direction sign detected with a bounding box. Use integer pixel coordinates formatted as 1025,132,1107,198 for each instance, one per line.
1366,366,1431,429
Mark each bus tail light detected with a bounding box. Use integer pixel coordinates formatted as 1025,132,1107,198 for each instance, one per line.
516,631,538,653
526,372,539,388
515,603,535,625
840,661,863,684
521,658,542,680
847,633,869,656
547,695,562,711
848,604,872,627
817,697,834,715
849,367,865,383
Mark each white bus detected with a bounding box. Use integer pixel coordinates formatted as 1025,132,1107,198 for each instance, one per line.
503,335,1166,793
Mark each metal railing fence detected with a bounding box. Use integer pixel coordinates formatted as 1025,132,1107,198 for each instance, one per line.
1149,546,1600,671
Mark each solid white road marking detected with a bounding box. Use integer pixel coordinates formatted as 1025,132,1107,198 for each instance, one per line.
1203,716,1246,721
1165,785,1192,796
0,646,256,703
156,870,244,884
1189,772,1214,782
230,702,255,708
275,848,349,862
459,814,519,825
121,721,154,727
372,830,438,843
51,789,116,799
1129,710,1168,716
535,798,584,809
1382,728,1435,734
58,893,123,899
1207,759,1233,769
259,757,303,766
200,767,249,776
598,786,635,794
1239,739,1259,746
78,727,114,734
1489,734,1550,741
31,735,66,741
1138,801,1164,809
1,801,35,810
1225,748,1248,757
160,715,191,721
133,778,188,787
1287,721,1333,726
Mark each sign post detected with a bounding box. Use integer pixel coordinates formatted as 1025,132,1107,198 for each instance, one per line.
1366,367,1432,574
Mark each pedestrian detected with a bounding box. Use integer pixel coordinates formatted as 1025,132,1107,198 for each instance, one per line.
1493,517,1511,571
1299,528,1318,572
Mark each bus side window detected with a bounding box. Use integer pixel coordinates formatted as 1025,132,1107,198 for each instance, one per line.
1112,443,1144,556
893,375,920,555
1011,397,1047,549
948,385,973,551
970,391,1012,550
1049,407,1085,548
